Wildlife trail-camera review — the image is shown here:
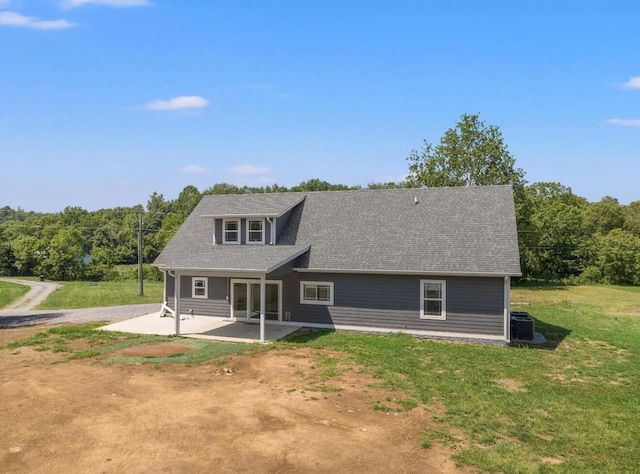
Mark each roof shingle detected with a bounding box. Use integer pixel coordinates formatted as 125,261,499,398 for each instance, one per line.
154,186,521,276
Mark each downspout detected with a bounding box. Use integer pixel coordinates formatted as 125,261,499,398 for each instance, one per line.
504,276,511,342
266,217,276,245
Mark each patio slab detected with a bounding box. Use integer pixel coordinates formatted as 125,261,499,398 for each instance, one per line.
98,312,302,343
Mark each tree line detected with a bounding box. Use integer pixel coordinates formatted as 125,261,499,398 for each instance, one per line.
1,113,638,284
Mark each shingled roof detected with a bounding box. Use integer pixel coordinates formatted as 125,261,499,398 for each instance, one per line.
153,186,521,276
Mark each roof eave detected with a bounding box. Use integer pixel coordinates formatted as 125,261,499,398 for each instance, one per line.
293,267,522,278
152,246,311,275
201,195,306,219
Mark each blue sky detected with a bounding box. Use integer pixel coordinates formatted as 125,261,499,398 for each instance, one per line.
1,0,638,212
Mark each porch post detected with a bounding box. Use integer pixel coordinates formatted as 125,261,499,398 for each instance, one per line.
163,270,167,303
259,276,266,343
175,271,181,336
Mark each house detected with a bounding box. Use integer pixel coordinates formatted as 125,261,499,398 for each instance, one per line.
152,186,522,342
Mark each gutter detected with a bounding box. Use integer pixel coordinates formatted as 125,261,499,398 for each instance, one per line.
293,267,522,278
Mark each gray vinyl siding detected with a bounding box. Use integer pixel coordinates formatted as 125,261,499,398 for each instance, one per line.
276,201,304,245
214,219,222,245
164,271,506,337
214,218,272,246
276,203,304,245
277,273,505,336
166,274,230,317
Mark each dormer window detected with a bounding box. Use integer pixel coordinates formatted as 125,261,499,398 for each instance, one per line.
247,219,265,244
223,219,240,244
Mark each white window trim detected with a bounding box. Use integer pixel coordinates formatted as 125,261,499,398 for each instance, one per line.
246,218,265,245
192,277,208,299
420,279,446,320
300,281,334,305
223,218,240,245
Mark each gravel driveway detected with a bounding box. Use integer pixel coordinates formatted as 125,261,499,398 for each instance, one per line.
0,278,161,328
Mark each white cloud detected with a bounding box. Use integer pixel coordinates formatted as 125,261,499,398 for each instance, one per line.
621,77,640,89
0,11,75,29
143,96,208,111
60,0,151,8
180,165,206,174
607,118,640,128
230,165,269,175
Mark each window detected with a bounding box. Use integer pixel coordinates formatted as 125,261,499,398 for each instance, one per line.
300,281,334,305
247,219,265,244
192,277,208,299
420,280,446,320
223,219,240,244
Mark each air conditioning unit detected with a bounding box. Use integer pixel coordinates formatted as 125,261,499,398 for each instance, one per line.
510,311,534,340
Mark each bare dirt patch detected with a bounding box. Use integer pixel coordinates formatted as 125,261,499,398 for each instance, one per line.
113,341,195,358
494,378,527,393
0,325,466,473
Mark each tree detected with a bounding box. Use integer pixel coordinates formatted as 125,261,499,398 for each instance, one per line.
38,228,86,280
290,179,356,192
203,183,246,195
624,200,640,236
11,235,44,276
367,181,406,189
583,229,640,285
520,182,588,280
406,113,525,188
173,185,202,217
157,214,186,248
583,197,625,235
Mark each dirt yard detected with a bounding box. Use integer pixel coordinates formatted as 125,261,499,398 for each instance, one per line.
0,325,465,473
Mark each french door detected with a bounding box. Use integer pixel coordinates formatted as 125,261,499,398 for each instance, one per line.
231,279,281,322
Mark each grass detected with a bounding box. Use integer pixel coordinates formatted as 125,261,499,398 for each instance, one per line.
0,280,30,309
3,282,639,471
105,339,253,364
35,280,164,309
2,324,253,364
278,285,640,472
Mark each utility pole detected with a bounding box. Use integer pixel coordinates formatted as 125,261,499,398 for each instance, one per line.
138,212,144,297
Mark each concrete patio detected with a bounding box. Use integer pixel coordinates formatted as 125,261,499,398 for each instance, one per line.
99,312,303,343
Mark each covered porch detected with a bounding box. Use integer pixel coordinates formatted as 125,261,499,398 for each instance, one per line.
99,311,303,343
157,245,310,343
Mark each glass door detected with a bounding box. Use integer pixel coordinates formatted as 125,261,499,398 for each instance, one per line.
232,282,248,319
231,280,281,322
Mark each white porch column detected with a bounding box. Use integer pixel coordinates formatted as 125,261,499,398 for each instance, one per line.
162,270,167,303
259,276,266,343
175,271,181,336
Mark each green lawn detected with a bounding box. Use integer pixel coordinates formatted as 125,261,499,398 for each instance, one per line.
279,285,640,472
36,280,163,309
0,280,30,309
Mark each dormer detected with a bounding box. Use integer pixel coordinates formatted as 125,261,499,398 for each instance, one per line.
202,194,306,246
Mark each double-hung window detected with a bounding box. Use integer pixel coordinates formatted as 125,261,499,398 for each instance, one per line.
247,219,265,244
300,281,334,305
192,277,208,299
223,219,240,244
420,280,446,320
